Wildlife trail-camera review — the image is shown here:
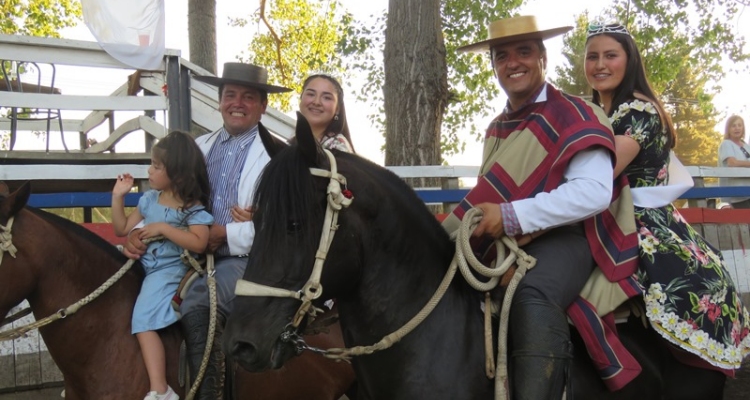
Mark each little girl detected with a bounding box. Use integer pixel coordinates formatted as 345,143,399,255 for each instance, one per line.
112,130,213,400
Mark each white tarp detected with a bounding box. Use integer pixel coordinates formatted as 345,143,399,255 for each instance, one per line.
81,0,165,70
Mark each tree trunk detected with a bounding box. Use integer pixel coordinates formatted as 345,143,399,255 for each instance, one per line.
188,0,217,74
383,0,448,190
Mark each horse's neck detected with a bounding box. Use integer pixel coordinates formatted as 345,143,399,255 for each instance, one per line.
337,245,491,398
341,230,479,342
32,234,139,318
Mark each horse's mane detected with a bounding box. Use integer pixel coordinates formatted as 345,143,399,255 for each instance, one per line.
28,207,129,262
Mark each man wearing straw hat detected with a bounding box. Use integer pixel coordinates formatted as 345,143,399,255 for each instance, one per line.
444,15,640,398
125,62,292,399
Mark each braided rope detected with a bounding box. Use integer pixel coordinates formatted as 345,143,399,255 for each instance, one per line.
0,255,139,341
0,235,179,341
185,254,217,400
322,208,536,364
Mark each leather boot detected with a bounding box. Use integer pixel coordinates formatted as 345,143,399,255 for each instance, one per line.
509,298,573,400
182,310,226,400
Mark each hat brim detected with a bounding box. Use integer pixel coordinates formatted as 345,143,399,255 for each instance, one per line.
193,75,292,93
456,26,572,53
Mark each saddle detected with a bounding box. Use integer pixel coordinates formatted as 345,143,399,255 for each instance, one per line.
171,254,207,312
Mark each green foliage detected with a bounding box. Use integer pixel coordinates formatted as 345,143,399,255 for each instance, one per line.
554,13,591,97
0,0,81,37
610,0,747,92
668,67,722,166
339,0,524,157
553,0,747,167
232,0,354,112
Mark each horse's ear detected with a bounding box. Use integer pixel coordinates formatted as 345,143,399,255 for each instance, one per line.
295,111,322,166
257,121,288,158
0,181,30,218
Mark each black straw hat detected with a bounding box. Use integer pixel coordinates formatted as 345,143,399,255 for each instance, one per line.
194,62,292,93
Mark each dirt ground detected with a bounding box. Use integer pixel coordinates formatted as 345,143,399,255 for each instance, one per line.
0,367,748,399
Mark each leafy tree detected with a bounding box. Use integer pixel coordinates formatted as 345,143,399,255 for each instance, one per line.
0,0,81,37
667,67,722,166
340,0,524,160
554,13,592,97
231,0,354,112
554,1,748,96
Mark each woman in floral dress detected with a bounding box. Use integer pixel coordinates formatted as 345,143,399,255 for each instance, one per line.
585,22,750,374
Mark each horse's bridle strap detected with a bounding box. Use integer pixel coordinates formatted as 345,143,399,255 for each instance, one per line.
234,279,302,300
234,149,351,328
0,216,17,266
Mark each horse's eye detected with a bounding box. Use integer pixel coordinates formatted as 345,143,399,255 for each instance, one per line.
287,220,303,234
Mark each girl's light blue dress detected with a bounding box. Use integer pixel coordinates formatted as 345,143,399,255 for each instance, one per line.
131,190,213,334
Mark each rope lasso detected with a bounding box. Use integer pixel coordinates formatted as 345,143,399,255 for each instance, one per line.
184,253,217,400
322,208,536,368
0,234,189,341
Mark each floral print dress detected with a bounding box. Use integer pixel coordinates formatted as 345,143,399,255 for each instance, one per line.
611,99,750,370
320,132,353,153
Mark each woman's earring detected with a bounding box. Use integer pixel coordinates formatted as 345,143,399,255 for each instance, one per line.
334,114,339,121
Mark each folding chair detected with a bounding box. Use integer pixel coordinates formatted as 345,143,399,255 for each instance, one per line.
1,60,67,152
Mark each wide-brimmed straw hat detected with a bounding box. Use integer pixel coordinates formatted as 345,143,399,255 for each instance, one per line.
194,62,292,93
457,15,572,53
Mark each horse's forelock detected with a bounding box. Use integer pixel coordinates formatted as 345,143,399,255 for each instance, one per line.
252,145,326,265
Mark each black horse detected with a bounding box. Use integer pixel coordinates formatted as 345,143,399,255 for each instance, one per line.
223,117,727,399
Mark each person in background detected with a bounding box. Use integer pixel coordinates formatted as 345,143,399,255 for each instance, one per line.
123,62,291,399
585,22,750,377
112,131,214,400
298,73,355,153
718,115,750,208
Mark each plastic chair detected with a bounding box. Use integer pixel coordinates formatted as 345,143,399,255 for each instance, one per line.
1,60,67,152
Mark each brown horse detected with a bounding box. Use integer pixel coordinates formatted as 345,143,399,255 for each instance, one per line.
0,182,354,400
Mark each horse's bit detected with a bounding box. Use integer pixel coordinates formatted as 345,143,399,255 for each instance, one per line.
234,148,352,353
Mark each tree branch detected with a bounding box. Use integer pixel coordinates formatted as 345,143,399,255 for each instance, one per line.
259,0,286,81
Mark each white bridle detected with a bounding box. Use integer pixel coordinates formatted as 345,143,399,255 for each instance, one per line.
0,216,18,266
234,149,353,328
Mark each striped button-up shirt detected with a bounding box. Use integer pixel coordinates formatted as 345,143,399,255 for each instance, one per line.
205,125,258,256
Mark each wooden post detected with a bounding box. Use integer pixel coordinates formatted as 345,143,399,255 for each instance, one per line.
687,177,706,208
166,56,191,132
441,177,460,214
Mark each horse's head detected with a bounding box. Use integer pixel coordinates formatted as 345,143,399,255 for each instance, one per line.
225,114,455,373
0,181,130,321
0,182,35,317
224,114,369,371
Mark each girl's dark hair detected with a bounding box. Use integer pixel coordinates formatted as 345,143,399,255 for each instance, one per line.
152,130,212,213
588,32,676,149
301,74,355,152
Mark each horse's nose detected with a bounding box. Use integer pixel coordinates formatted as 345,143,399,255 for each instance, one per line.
229,340,264,372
